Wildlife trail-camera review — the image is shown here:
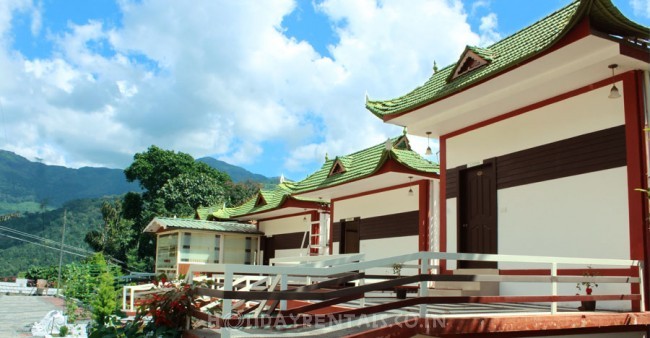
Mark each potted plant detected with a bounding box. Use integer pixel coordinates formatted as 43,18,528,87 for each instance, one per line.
576,267,598,311
392,263,407,299
392,263,403,277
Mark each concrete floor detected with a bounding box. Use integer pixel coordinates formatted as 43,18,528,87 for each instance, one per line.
0,295,65,337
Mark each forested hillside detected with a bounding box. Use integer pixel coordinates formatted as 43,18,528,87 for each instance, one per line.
0,150,140,213
0,198,106,276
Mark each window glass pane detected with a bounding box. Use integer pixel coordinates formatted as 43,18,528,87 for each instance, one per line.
156,233,178,270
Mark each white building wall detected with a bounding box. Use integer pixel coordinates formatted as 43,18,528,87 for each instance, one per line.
259,214,311,259
335,185,420,220
259,214,309,236
443,85,632,310
498,167,629,263
446,84,624,168
334,185,422,275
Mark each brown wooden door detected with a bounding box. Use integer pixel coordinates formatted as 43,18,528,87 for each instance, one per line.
459,163,497,269
340,218,360,254
262,236,275,265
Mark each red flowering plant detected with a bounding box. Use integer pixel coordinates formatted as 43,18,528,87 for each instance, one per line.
576,266,599,295
137,283,197,337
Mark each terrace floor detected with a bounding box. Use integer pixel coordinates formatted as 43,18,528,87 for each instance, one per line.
185,294,650,338
0,295,65,337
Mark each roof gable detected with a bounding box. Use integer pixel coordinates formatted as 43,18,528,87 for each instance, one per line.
449,47,493,81
290,134,437,194
328,158,347,176
255,194,267,207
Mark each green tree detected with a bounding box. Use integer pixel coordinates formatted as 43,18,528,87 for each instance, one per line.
225,180,260,207
124,145,229,197
91,270,118,326
159,172,227,216
122,146,233,270
84,199,134,262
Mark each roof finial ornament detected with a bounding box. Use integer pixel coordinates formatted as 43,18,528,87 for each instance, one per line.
402,126,408,135
365,91,369,103
385,138,393,151
433,60,438,73
325,152,329,161
279,174,285,183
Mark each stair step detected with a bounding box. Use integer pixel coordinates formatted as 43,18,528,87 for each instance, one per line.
435,281,482,291
453,268,499,275
428,288,463,296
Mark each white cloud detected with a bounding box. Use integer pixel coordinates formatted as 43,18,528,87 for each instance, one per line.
630,0,650,18
0,0,483,178
478,12,500,46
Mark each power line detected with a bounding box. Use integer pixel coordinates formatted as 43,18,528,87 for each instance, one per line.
0,225,92,255
0,225,129,267
0,232,88,258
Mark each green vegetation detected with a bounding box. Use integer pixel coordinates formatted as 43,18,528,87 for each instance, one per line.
0,150,141,212
0,145,262,276
122,145,260,271
0,198,105,277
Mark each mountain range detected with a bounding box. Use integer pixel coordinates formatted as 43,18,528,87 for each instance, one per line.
0,150,278,214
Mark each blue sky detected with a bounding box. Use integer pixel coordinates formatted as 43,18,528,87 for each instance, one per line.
1,0,648,180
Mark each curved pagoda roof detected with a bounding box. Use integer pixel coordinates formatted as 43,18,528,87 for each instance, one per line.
204,134,438,220
289,134,438,194
365,0,649,119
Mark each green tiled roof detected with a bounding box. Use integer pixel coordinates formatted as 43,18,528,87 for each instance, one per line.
290,135,438,194
203,135,437,220
366,0,650,118
208,183,324,219
149,217,262,234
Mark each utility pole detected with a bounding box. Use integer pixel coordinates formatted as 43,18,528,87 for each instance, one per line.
56,209,66,297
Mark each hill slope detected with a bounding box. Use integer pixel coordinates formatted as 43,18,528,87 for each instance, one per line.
197,157,280,184
0,198,104,276
0,150,140,212
0,150,281,214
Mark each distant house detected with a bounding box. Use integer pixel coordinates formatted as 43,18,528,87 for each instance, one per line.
204,134,439,273
200,184,328,265
144,217,263,277
367,0,649,312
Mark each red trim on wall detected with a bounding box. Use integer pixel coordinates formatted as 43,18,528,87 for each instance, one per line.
331,180,421,203
294,157,438,199
329,203,334,255
623,70,650,311
383,19,592,123
620,43,650,63
257,210,314,223
439,138,448,273
442,72,629,140
499,268,634,276
237,199,323,220
418,180,430,252
309,210,320,255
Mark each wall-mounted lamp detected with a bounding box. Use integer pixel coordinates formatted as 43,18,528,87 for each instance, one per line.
425,132,433,155
608,64,621,99
408,176,414,196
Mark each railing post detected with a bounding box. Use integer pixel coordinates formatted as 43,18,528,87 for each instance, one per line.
551,262,557,314
280,273,288,311
130,288,135,312
122,286,127,311
359,273,366,307
638,261,646,312
222,270,233,316
420,259,429,318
